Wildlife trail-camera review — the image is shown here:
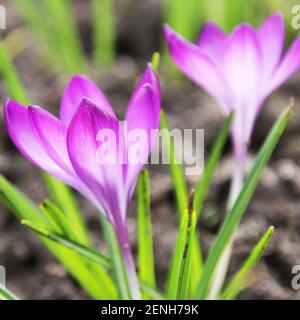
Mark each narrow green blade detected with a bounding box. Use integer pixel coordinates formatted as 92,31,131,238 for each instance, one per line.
139,283,166,300
194,113,233,218
193,104,291,299
222,226,274,300
189,113,233,294
92,0,116,65
160,109,188,217
42,175,90,246
0,41,29,104
161,109,203,290
0,284,19,300
12,0,69,71
167,192,196,299
0,175,116,299
151,52,160,72
137,170,156,295
42,0,86,73
0,174,44,222
22,219,166,301
22,220,111,269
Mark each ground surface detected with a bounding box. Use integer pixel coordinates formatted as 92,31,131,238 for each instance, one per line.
1,0,300,300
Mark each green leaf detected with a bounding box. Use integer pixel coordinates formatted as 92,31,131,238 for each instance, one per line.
160,109,188,217
193,103,291,299
0,174,44,223
22,219,167,301
190,112,232,295
0,41,29,104
22,220,111,269
99,215,131,300
161,109,203,291
194,113,233,218
0,174,116,299
222,226,274,300
140,282,166,300
167,192,196,299
39,198,117,298
40,199,80,241
44,0,85,72
0,284,19,300
13,0,85,73
92,0,116,65
42,175,90,246
137,170,156,296
151,52,160,72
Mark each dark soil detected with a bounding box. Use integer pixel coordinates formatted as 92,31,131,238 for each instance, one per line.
1,0,300,300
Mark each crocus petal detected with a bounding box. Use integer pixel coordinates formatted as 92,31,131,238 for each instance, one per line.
60,75,115,125
258,12,284,79
67,98,126,225
268,34,300,93
28,106,72,174
224,24,264,144
163,24,233,113
125,65,161,195
4,100,74,185
197,22,228,65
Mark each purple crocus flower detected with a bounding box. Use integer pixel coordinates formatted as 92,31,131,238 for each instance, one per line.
164,12,300,195
4,64,161,299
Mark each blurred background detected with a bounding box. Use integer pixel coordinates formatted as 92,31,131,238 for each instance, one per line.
0,0,300,299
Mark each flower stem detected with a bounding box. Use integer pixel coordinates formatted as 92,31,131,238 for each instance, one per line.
118,229,141,300
207,142,247,299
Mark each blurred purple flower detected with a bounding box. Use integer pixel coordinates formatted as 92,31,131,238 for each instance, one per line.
164,12,300,180
4,64,161,299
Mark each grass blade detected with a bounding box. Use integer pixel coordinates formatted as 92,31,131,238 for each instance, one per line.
13,0,85,73
137,170,156,296
92,0,116,65
0,175,116,299
193,103,292,299
42,175,90,245
0,284,19,300
22,220,111,269
151,52,160,72
39,198,114,292
167,192,196,299
0,41,29,104
22,219,166,301
42,0,85,73
160,109,188,217
40,199,86,243
22,218,167,301
140,283,166,300
161,109,203,290
0,174,44,222
194,112,233,218
222,226,274,300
